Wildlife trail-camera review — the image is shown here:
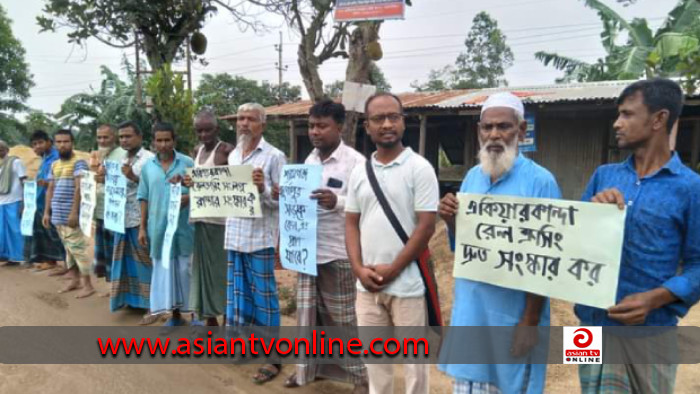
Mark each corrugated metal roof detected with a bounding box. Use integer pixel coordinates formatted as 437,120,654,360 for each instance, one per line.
220,80,682,119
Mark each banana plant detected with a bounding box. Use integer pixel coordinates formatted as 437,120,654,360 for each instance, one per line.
536,0,700,82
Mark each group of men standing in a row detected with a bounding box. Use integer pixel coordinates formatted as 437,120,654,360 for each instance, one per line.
1,77,699,394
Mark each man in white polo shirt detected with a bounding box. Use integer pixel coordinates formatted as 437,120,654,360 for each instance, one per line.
345,92,439,394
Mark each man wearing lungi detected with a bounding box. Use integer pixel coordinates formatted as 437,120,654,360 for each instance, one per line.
282,100,368,393
576,78,700,394
0,139,27,266
182,110,233,326
224,102,286,384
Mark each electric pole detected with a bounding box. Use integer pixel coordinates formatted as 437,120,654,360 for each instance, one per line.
274,31,288,105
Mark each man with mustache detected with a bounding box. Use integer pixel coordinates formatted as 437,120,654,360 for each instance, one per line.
438,92,561,394
225,102,286,384
43,129,95,298
576,78,700,393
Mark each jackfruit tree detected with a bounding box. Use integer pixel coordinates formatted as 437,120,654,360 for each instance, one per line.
37,0,260,71
248,0,407,147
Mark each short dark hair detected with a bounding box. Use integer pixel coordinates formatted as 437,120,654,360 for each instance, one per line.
309,99,346,125
30,130,51,143
117,120,142,135
153,122,176,140
364,92,404,116
617,78,684,132
54,129,74,142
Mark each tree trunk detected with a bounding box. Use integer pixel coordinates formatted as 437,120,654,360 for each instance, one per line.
342,22,381,148
297,44,325,102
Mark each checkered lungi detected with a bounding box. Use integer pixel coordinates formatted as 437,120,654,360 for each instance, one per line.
295,259,367,386
225,248,279,327
453,379,501,394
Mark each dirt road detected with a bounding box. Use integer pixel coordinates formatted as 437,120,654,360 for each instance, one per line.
2,257,699,393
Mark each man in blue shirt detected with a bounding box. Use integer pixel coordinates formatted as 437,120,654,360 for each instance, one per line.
576,78,700,393
137,122,194,326
438,92,561,394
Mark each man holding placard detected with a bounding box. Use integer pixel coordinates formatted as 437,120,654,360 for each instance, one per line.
282,100,368,392
182,110,233,327
438,92,561,394
26,130,64,272
224,103,286,384
43,129,95,299
576,79,700,393
110,121,154,319
89,123,126,283
346,93,439,394
138,123,194,327
0,139,27,266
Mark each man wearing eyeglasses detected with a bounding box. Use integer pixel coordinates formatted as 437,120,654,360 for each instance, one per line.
345,92,439,394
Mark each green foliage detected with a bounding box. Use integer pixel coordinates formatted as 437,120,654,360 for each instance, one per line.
54,65,150,151
36,0,235,70
194,73,301,156
146,64,195,152
413,12,513,91
0,4,34,144
537,0,700,83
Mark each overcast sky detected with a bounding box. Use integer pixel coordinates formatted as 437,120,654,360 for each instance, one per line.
4,0,678,115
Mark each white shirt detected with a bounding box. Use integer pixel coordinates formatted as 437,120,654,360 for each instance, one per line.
225,137,286,253
0,158,27,205
345,148,439,298
305,142,365,264
122,148,154,229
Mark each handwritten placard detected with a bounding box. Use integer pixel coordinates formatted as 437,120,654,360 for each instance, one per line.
79,171,97,237
161,183,182,269
20,181,37,236
454,193,625,309
103,160,127,234
187,165,262,218
278,165,322,276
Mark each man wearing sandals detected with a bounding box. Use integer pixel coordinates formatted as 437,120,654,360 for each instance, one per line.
345,93,439,394
224,102,286,384
282,100,368,393
43,129,96,299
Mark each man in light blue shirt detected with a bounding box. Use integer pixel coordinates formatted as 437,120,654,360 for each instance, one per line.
137,122,194,326
438,93,561,394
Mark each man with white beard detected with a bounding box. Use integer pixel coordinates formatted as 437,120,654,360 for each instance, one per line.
438,92,561,394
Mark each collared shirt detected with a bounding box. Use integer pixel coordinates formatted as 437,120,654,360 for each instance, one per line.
137,152,194,260
123,148,154,229
37,147,59,212
225,137,286,253
305,142,366,264
440,153,561,393
575,153,700,327
92,147,127,220
49,154,88,226
345,148,439,298
0,157,27,204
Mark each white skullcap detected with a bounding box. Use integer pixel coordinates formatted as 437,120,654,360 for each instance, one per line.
480,92,524,118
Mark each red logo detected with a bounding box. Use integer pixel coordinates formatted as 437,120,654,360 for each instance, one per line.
573,328,593,348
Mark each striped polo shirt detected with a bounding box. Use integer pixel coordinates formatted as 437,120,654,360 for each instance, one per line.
50,154,88,226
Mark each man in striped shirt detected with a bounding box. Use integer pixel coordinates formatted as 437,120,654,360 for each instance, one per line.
43,129,95,298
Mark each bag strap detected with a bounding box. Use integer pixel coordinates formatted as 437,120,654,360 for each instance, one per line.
365,159,409,244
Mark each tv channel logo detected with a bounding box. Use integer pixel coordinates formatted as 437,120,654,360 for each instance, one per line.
563,327,602,364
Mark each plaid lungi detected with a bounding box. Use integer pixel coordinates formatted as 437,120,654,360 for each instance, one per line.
93,219,114,280
295,259,367,386
110,227,153,311
26,210,65,263
225,248,279,327
190,223,227,318
579,363,677,394
453,380,501,394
